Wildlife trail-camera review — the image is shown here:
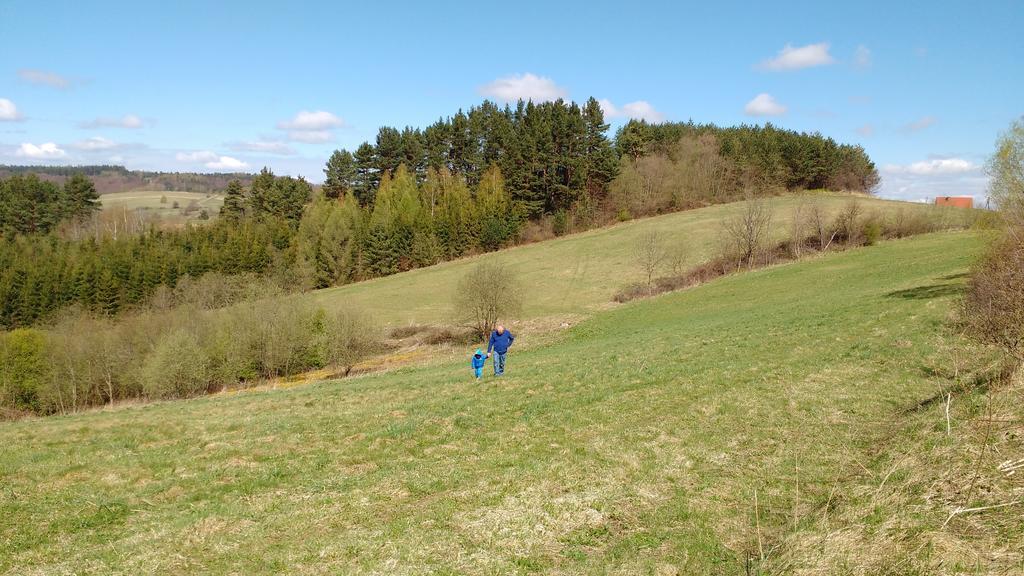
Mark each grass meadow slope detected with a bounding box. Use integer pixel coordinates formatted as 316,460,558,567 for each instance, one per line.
98,190,223,225
311,192,960,326
3,229,1005,575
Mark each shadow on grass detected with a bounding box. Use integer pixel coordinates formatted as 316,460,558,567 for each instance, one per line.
885,283,964,300
906,362,1014,415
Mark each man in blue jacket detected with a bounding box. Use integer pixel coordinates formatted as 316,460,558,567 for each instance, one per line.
486,324,515,376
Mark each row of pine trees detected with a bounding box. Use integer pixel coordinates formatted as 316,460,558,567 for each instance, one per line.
294,164,517,289
0,173,101,236
319,97,619,215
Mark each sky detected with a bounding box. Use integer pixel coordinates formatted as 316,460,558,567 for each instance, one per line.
1,0,1021,203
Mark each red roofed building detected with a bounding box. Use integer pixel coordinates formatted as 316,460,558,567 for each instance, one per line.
935,196,973,209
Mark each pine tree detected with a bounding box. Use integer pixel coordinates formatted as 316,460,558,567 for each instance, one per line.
96,268,121,315
362,225,397,276
582,97,619,198
399,128,425,179
435,168,475,257
475,165,515,250
410,226,442,267
323,149,357,199
221,179,247,221
375,127,403,177
353,142,378,205
63,174,101,220
247,168,276,218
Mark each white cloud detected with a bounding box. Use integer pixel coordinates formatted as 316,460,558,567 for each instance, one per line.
17,68,75,89
206,156,248,170
0,98,22,121
276,111,344,143
744,93,787,116
759,42,835,70
853,45,872,70
79,114,145,129
285,130,333,144
176,150,248,170
598,99,666,123
478,73,568,103
883,157,978,175
277,110,344,131
856,124,875,137
72,136,118,151
901,116,937,133
176,150,219,163
15,142,66,159
228,140,296,155
879,157,988,203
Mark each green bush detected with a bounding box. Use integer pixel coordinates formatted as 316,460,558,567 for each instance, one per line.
862,219,883,246
478,216,511,251
552,210,569,237
140,329,210,399
319,308,377,368
0,328,49,412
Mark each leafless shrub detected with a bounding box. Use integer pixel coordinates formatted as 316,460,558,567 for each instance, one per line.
666,241,690,276
720,198,773,267
634,231,667,291
389,324,431,339
808,205,835,250
321,308,378,370
168,272,283,310
517,219,555,245
834,200,863,246
789,201,810,258
962,234,1024,365
46,312,137,409
454,262,523,339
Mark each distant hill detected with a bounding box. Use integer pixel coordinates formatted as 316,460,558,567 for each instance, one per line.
0,164,255,195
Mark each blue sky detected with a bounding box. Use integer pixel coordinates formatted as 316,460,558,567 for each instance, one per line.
1,0,1021,202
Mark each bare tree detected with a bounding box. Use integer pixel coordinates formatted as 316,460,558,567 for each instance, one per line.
809,205,836,250
634,231,667,291
666,241,689,277
720,198,773,267
454,262,523,339
835,200,863,246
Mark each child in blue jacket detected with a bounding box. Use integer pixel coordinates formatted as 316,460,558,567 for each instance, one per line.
470,348,487,380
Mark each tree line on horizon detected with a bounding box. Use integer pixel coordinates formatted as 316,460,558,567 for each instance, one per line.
0,97,880,328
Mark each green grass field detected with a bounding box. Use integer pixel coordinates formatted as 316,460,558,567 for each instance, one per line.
5,229,1009,575
311,193,967,326
99,190,223,225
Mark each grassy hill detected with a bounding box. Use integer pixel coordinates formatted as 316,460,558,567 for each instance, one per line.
4,229,1012,575
312,193,969,326
99,190,224,225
